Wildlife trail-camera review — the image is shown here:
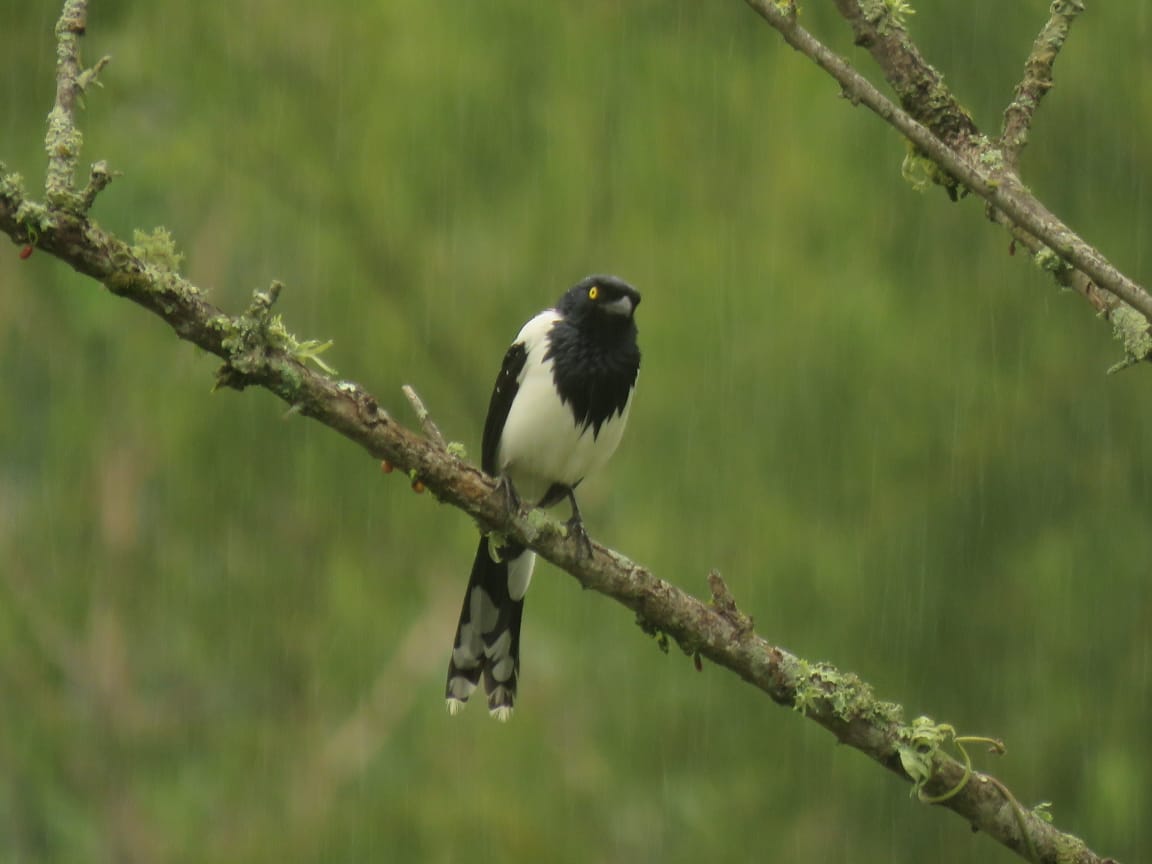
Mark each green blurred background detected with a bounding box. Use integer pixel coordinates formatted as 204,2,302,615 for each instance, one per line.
2,1,1149,861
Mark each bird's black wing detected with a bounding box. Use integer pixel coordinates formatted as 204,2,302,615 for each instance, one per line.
481,341,528,475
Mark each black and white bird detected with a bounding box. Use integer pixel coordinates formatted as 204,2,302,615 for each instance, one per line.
445,275,642,721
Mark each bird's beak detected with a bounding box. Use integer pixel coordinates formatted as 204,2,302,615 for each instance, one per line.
602,294,639,317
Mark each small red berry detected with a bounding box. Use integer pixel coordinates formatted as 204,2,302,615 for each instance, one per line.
411,479,425,494
19,245,33,260
381,460,394,474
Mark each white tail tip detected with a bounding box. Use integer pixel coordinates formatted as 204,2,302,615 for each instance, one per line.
446,698,467,716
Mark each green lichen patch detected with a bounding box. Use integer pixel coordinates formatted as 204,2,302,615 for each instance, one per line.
900,149,936,193
522,507,550,542
1107,305,1152,374
792,660,902,725
976,140,1005,172
900,145,966,200
44,110,83,163
131,226,184,272
2,175,53,243
860,0,915,33
219,283,338,382
0,169,25,198
1053,832,1089,864
883,0,915,29
1032,244,1072,275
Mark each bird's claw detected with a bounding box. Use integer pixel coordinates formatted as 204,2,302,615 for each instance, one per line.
565,515,594,558
496,476,522,515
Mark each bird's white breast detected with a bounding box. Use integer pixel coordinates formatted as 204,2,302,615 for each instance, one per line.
496,311,634,506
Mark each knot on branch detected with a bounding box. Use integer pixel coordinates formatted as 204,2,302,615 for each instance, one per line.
80,159,116,211
707,569,754,636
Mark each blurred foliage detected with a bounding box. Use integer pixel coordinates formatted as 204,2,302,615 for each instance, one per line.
1,1,1150,862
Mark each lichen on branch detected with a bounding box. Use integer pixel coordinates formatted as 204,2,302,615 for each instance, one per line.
742,0,1152,370
1001,0,1087,167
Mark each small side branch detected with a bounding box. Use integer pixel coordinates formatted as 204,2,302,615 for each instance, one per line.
45,0,110,212
402,385,447,449
1001,0,1086,170
79,159,115,211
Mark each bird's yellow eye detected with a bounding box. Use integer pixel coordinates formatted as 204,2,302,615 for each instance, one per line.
588,285,599,300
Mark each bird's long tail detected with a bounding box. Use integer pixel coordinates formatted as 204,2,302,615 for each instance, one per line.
445,535,536,721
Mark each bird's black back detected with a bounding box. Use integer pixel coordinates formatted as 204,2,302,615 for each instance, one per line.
481,342,527,475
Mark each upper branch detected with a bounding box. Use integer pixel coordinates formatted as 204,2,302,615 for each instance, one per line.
743,0,1152,338
45,0,109,212
1001,0,1086,170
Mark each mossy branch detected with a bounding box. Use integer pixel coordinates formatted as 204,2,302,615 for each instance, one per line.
742,0,1152,369
1001,0,1086,169
45,0,111,213
0,2,1124,864
833,0,980,147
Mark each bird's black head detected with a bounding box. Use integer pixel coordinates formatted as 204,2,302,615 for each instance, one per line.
556,275,641,326
546,274,641,435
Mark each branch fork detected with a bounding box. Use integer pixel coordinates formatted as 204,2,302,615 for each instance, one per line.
743,0,1151,368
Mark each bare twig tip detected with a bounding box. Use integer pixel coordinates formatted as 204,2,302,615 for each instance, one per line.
402,384,447,448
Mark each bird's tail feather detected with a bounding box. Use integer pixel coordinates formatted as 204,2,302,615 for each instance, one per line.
446,535,535,721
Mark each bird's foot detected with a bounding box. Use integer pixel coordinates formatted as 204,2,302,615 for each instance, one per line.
561,487,593,557
565,514,594,558
495,475,523,516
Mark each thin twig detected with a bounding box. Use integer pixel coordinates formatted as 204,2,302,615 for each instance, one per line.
402,384,447,448
79,159,114,211
45,0,109,212
1001,0,1087,170
44,0,87,205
